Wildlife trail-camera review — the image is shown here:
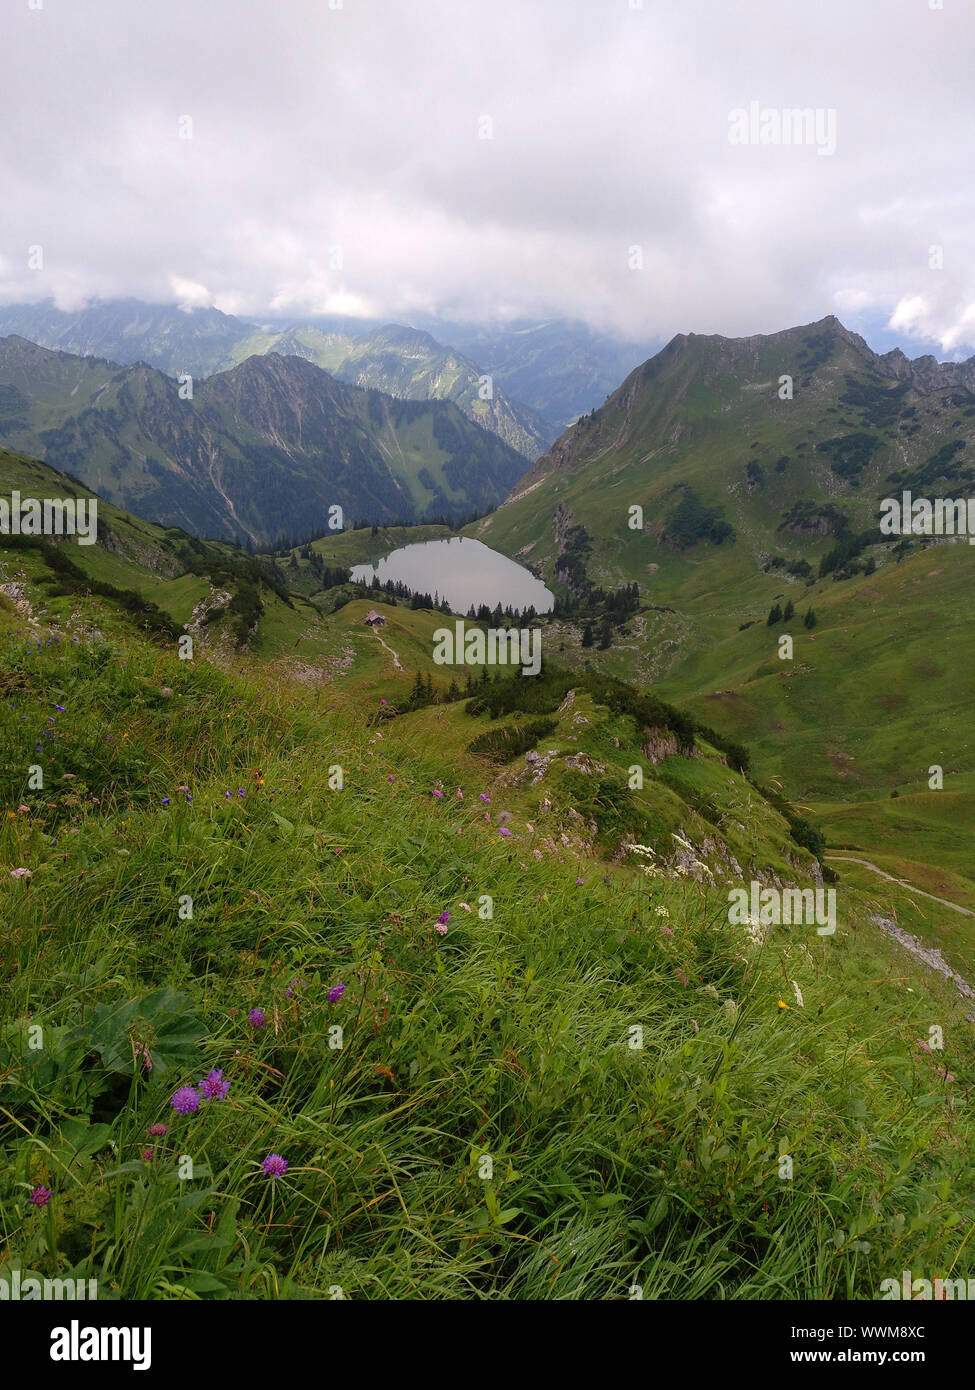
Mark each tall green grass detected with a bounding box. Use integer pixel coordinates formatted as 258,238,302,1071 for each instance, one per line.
1,628,973,1299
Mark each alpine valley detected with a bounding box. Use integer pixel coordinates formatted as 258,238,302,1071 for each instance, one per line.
2,310,975,1303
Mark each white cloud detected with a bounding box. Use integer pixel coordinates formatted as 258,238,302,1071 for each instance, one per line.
1,0,974,350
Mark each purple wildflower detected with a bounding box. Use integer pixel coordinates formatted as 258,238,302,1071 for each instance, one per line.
147,1123,168,1136
29,1185,52,1207
170,1086,200,1115
262,1154,288,1178
437,911,450,925
327,984,346,1003
432,789,443,798
248,1008,266,1028
54,704,65,712
161,797,170,806
480,793,491,803
198,1068,230,1102
499,827,512,838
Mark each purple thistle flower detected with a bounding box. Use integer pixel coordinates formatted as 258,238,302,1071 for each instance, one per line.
263,1153,288,1178
328,983,346,1003
29,1184,52,1207
170,1086,200,1115
248,1008,266,1028
198,1068,230,1102
147,1123,168,1136
498,827,512,837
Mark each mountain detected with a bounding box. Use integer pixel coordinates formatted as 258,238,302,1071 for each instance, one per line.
214,322,554,459
0,338,531,543
0,299,655,451
0,298,246,378
0,301,554,459
469,315,975,902
427,317,661,431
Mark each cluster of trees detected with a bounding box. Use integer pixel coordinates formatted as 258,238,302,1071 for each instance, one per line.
767,600,817,629
663,486,735,549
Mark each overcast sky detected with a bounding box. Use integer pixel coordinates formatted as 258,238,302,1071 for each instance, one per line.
1,0,974,355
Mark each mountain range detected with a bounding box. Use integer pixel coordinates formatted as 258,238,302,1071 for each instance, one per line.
0,299,658,455
0,336,531,544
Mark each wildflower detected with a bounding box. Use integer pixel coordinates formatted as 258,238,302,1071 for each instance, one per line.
659,923,674,938
18,804,30,813
387,775,394,782
147,1124,168,1136
480,793,491,803
29,1185,52,1207
161,797,170,805
286,977,306,999
327,984,346,1003
142,1149,154,1162
456,788,463,799
54,704,65,712
10,867,31,880
262,1154,288,1178
432,789,443,798
248,1008,266,1028
170,1086,200,1115
199,1068,230,1102
458,902,472,913
437,910,450,925
691,1019,700,1034
576,877,584,885
777,1000,789,1011
499,827,512,838
655,906,669,918
435,921,448,936
380,699,387,706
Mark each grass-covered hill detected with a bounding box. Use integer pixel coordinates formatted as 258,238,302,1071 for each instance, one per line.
3,457,975,1300
0,337,530,544
465,317,975,912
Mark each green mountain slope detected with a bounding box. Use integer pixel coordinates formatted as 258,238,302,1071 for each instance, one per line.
467,316,975,903
0,339,531,543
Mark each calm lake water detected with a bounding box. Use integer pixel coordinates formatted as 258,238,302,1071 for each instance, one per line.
351,536,554,614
